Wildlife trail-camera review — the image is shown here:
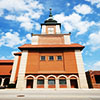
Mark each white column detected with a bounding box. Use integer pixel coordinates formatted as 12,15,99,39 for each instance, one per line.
67,79,71,88
32,36,39,45
56,79,59,89
64,35,71,44
10,55,19,84
33,79,37,89
56,25,60,34
41,25,46,34
1,78,5,87
44,79,48,89
75,50,88,88
16,50,28,89
77,79,80,88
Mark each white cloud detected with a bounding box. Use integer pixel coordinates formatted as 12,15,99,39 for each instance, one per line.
26,34,32,41
0,32,26,48
93,61,100,70
66,3,70,7
86,31,100,51
0,0,44,31
74,4,92,15
86,0,100,8
5,15,16,20
0,56,7,60
35,23,41,30
54,12,95,35
20,22,33,31
0,9,3,16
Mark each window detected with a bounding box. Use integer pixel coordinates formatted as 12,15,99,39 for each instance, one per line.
95,75,100,84
48,79,55,85
40,56,45,61
59,79,66,85
49,56,54,61
37,79,44,85
48,27,54,34
57,56,62,60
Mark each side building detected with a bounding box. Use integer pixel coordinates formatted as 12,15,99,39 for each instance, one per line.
86,70,100,88
0,10,88,89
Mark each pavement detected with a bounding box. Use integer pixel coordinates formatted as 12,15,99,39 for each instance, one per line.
0,89,100,100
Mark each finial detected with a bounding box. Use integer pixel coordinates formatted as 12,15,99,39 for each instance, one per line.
49,8,52,17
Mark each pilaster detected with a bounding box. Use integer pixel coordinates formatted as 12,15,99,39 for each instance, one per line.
75,50,88,88
10,55,19,84
16,50,28,89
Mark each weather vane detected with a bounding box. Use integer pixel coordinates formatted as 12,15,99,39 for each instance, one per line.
49,8,52,17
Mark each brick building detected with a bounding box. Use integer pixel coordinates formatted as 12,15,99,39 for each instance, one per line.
86,70,100,88
0,10,88,89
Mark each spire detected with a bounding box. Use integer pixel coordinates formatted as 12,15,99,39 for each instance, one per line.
49,8,52,17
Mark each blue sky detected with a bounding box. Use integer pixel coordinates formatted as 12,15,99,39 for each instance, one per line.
0,0,100,71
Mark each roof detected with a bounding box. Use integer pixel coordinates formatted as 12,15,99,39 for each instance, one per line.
41,9,61,26
0,60,13,64
18,43,84,49
18,43,84,50
14,52,22,55
0,60,13,75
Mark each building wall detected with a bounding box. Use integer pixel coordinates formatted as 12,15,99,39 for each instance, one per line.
86,70,100,88
26,49,78,74
38,35,64,45
63,50,78,73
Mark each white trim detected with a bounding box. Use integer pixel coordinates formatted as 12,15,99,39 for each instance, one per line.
10,55,19,84
56,25,60,34
36,75,46,79
16,50,28,89
32,36,38,45
58,75,68,79
25,75,35,79
47,75,56,79
41,25,46,34
75,50,88,88
68,75,79,79
64,35,71,44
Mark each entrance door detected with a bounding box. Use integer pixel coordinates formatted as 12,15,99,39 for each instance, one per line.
70,79,78,88
26,79,33,88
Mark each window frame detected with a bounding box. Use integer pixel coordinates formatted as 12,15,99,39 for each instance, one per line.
48,56,54,61
40,56,46,61
37,79,44,85
57,56,62,61
48,79,55,85
59,79,66,85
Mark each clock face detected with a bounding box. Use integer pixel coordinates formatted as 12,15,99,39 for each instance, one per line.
48,27,54,34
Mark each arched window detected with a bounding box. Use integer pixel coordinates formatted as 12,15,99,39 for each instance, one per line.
59,76,67,88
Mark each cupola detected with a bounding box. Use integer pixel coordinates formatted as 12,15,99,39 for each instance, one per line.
41,9,61,34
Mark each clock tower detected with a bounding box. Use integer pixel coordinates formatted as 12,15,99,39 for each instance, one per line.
41,9,61,34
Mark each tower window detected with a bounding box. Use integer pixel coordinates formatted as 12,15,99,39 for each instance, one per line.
40,56,45,61
49,56,54,60
57,56,62,60
48,27,54,34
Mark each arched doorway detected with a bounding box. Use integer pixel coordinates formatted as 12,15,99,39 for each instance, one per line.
4,78,10,88
48,76,55,88
37,76,44,88
70,76,78,88
59,76,67,88
26,76,34,88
